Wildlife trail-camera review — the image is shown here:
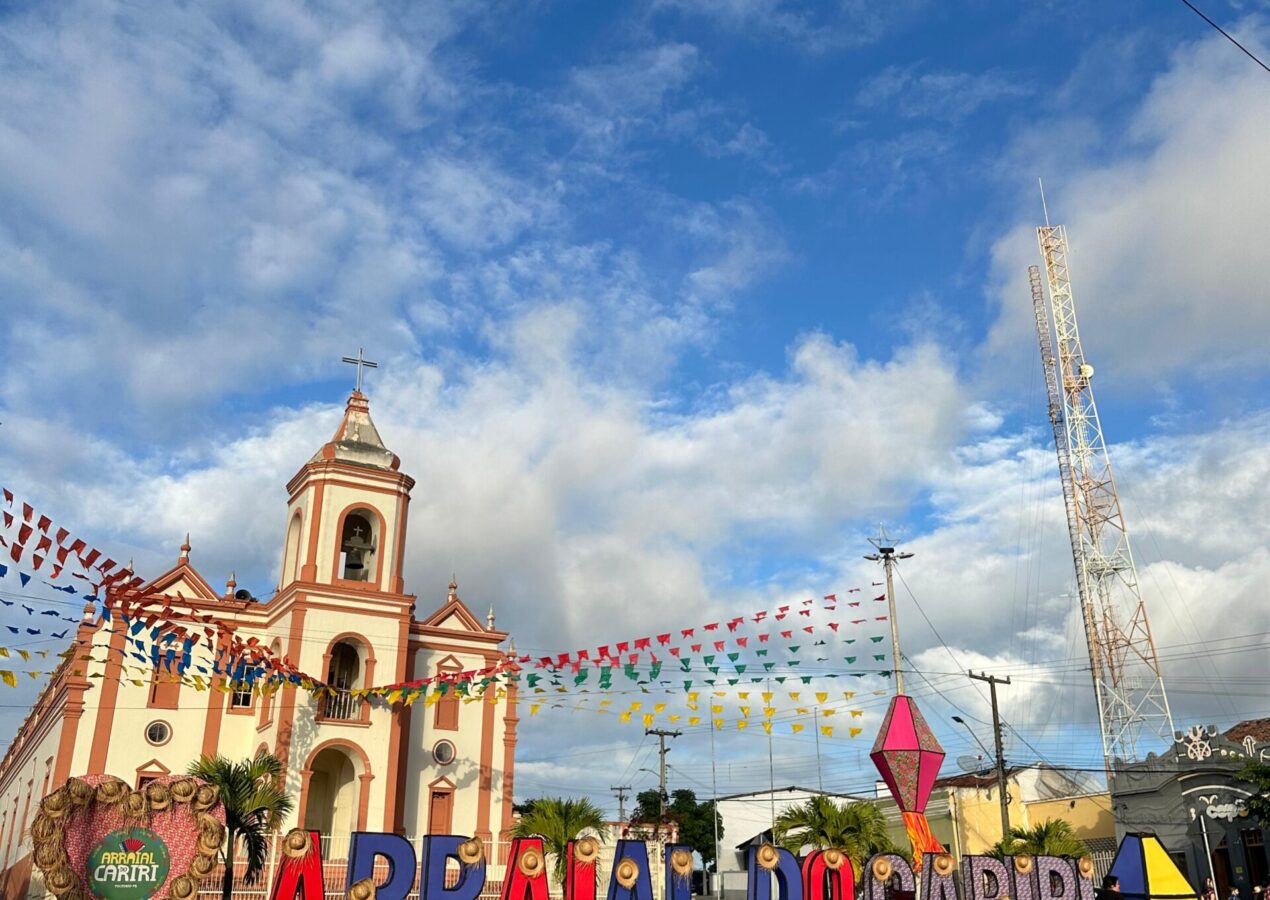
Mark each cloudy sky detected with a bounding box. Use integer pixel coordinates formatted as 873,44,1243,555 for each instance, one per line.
2,0,1269,815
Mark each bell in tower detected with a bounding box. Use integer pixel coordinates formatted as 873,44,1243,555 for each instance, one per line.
340,512,376,582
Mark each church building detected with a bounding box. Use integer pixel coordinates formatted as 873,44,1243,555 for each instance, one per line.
0,387,520,898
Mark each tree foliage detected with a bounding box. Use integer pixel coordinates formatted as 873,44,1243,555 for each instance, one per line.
631,788,723,871
187,750,294,900
514,796,611,883
989,818,1088,859
1237,759,1270,828
772,795,895,876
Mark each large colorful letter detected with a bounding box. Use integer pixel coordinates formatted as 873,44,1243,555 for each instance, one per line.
664,844,694,900
503,837,551,900
1035,857,1079,900
566,838,602,900
607,840,654,900
748,845,803,900
348,833,417,900
801,850,854,900
963,856,1012,900
422,836,487,900
270,831,325,900
864,854,915,900
919,854,958,900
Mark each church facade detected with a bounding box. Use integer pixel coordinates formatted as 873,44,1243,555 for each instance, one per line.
0,390,519,897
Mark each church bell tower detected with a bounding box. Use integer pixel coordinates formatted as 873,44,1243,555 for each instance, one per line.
279,379,415,598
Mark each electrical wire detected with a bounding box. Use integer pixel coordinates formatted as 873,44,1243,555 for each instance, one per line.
1177,0,1270,74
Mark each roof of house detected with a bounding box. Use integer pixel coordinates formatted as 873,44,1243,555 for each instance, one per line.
716,785,861,801
933,766,1028,789
1224,718,1270,745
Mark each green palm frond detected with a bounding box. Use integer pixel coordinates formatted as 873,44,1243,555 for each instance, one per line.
773,796,895,875
514,797,611,883
188,749,295,898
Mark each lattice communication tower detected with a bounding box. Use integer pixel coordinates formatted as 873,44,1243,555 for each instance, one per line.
1032,225,1175,769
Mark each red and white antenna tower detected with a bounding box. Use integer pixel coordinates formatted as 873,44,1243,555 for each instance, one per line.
1031,218,1175,771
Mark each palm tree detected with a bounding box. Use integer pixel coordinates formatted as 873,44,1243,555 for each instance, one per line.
513,796,611,883
188,749,295,900
773,796,896,875
990,818,1087,859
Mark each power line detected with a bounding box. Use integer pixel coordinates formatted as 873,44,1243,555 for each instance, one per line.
1176,0,1270,74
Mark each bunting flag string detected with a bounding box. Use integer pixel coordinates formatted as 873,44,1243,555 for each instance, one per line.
0,487,901,724
519,591,888,674
0,487,139,590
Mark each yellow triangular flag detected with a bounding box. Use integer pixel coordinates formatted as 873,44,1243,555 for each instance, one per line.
688,716,701,726
711,704,723,714
849,727,863,737
850,709,863,718
843,691,855,700
820,725,833,737
16,649,29,662
687,692,699,702
791,723,804,734
737,720,748,730
738,692,749,699
642,714,654,727
763,707,775,718
630,701,642,711
654,703,666,713
815,691,828,703
762,721,772,734
0,649,9,659
530,704,541,715
762,692,773,702
796,707,809,715
788,691,800,700
822,709,836,717
668,715,681,723
714,718,724,730
599,699,612,707
620,711,632,723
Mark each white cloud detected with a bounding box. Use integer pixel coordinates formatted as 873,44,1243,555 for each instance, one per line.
651,0,931,53
984,17,1270,382
856,65,1033,123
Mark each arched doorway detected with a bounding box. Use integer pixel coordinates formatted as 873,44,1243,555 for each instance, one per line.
303,746,360,835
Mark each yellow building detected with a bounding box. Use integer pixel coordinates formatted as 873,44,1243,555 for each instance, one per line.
876,766,1115,859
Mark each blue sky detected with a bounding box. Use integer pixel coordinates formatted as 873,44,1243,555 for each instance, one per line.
2,0,1269,811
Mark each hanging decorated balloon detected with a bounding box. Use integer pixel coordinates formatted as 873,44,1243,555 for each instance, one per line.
870,694,946,867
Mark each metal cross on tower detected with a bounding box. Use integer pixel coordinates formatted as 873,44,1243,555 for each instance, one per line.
341,348,379,393
1032,224,1174,771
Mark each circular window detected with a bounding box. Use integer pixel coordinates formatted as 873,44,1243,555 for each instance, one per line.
146,721,172,746
432,740,456,766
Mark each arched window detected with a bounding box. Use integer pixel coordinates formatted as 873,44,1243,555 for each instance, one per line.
324,641,362,721
282,513,303,586
338,510,377,582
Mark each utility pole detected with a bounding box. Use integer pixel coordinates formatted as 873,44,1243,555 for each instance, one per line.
969,671,1012,841
646,728,682,820
864,527,913,694
611,785,632,823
